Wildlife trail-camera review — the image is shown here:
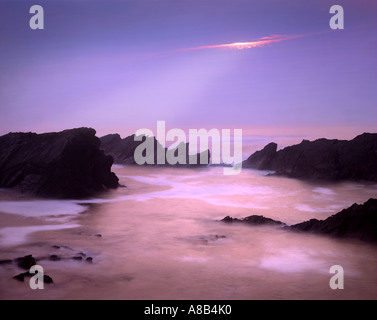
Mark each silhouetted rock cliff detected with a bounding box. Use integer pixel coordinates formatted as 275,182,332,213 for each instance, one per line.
290,198,377,243
100,134,210,167
0,128,119,198
242,142,277,170
243,133,377,181
220,199,377,244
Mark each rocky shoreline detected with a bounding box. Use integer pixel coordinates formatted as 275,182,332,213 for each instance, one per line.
221,198,377,244
242,133,377,182
1,128,377,293
0,128,119,199
0,245,97,286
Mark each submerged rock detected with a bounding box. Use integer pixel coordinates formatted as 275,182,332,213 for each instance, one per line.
49,255,61,261
16,255,36,270
0,128,119,198
221,215,286,226
72,256,83,261
242,133,377,182
13,272,53,284
177,234,227,245
43,275,54,284
13,272,30,282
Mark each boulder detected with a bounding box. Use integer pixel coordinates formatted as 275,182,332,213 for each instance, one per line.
16,255,36,270
0,128,119,198
13,272,53,284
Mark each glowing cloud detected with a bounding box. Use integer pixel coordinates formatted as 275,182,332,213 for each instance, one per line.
174,34,303,52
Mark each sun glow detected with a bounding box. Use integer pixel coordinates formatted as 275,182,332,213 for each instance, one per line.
175,34,303,52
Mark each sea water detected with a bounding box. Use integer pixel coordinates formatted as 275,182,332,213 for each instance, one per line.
0,165,377,299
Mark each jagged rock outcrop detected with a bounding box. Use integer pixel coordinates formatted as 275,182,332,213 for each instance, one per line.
100,134,210,167
242,133,377,182
220,199,377,244
290,198,377,243
0,128,119,198
221,215,285,226
242,142,277,170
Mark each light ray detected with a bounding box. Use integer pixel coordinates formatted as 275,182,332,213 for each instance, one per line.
174,34,304,52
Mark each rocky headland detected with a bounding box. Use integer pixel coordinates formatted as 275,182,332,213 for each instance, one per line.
243,133,377,182
0,128,119,198
221,199,377,244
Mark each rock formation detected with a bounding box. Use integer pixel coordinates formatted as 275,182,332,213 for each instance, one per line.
221,215,285,226
100,133,210,167
290,198,377,243
0,128,119,198
243,133,377,182
221,199,377,244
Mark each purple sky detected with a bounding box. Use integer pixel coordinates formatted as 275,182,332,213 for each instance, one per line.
1,0,377,137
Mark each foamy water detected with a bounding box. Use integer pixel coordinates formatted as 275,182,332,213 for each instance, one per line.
0,166,377,299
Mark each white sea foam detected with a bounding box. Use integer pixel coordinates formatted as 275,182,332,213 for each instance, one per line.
258,249,329,274
313,187,335,195
0,224,80,247
178,256,209,263
0,200,88,218
121,174,272,209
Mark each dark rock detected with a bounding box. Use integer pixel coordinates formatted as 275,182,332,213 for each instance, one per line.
242,143,278,169
95,234,102,238
43,275,54,284
72,256,83,261
51,245,61,249
290,198,377,243
49,255,61,261
220,199,377,244
86,257,93,263
100,134,210,167
221,215,285,226
13,272,30,282
242,133,377,182
198,235,226,242
16,255,36,270
0,259,13,265
13,272,53,284
0,128,119,198
222,216,235,223
178,234,227,244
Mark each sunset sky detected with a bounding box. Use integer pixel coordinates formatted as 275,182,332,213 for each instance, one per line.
1,0,377,137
